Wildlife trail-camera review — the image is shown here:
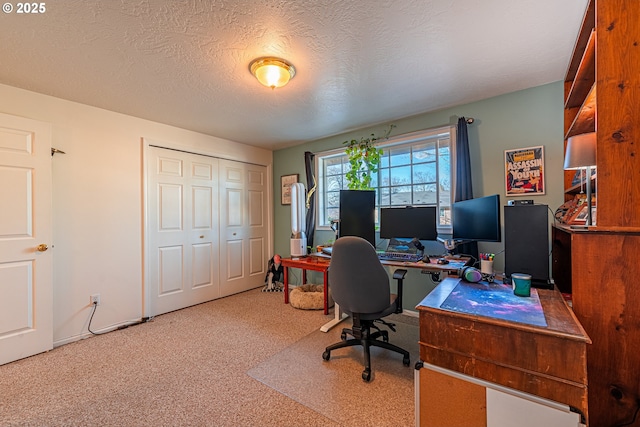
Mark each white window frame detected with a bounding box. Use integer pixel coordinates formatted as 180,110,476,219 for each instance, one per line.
315,126,455,235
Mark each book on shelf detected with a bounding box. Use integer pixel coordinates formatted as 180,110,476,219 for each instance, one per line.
570,168,596,186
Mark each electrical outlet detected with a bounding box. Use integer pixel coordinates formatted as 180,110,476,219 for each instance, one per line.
90,294,101,305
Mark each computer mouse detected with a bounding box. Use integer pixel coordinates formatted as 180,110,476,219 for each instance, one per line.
437,258,449,265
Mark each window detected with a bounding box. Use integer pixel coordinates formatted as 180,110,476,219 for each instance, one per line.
316,126,454,233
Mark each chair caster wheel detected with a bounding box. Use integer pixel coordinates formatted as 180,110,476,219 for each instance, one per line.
322,350,330,361
362,369,371,382
403,356,410,366
340,332,347,341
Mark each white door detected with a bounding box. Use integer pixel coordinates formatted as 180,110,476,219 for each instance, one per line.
0,113,52,365
219,160,267,297
147,146,220,316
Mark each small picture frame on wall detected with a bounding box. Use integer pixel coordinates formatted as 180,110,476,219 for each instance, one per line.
281,174,298,205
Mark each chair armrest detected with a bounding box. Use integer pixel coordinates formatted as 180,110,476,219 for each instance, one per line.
392,269,407,313
393,269,408,280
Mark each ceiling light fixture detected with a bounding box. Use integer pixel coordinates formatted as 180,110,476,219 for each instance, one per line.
249,57,296,89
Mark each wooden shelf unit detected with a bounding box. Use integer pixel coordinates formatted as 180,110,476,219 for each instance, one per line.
560,1,640,425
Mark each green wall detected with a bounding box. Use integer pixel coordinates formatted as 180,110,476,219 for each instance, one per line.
273,81,565,310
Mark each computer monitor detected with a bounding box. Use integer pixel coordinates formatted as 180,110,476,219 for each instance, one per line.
379,206,438,240
452,194,501,242
339,190,375,246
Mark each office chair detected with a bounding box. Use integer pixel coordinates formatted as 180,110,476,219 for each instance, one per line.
321,236,410,382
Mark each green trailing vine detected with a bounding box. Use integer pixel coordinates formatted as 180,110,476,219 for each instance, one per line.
343,124,395,190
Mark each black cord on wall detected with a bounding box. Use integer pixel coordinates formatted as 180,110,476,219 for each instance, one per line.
87,302,105,336
87,302,149,335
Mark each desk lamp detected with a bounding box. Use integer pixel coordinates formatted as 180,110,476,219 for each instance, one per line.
564,132,596,226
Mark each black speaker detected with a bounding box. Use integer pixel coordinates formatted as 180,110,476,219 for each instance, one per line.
339,190,375,247
504,204,551,288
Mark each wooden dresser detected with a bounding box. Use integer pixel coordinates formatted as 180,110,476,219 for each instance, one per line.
416,278,590,426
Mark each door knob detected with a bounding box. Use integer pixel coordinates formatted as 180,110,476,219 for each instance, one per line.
36,244,48,252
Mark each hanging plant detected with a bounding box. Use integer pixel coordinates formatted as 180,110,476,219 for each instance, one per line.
343,124,395,190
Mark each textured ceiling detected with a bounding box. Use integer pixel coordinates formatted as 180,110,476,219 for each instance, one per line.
0,0,588,150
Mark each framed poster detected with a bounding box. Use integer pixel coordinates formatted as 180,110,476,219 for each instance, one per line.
505,146,545,196
281,174,298,205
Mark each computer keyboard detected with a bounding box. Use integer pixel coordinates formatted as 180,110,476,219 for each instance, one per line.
377,252,423,262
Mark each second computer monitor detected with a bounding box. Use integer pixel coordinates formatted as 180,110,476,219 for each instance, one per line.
452,194,501,242
379,206,438,240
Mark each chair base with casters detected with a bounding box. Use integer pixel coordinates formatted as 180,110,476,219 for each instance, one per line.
322,315,410,382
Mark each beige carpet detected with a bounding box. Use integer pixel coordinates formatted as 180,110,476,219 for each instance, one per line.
248,314,419,427
0,289,418,427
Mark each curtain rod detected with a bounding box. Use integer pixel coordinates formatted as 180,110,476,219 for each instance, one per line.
465,117,475,124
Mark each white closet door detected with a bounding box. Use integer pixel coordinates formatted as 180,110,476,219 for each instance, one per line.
219,160,267,297
147,147,219,316
0,113,52,365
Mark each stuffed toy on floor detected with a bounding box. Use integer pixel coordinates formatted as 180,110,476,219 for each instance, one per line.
262,254,284,292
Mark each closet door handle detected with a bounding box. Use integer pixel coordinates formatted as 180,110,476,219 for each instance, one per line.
36,244,48,252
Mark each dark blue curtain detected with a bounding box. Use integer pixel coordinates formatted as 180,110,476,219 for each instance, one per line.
454,117,479,262
304,151,316,251
455,117,473,202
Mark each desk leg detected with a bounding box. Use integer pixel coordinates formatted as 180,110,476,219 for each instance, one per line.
323,270,329,315
320,303,349,333
284,266,289,304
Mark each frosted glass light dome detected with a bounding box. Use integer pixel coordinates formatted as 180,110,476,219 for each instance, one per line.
249,57,296,89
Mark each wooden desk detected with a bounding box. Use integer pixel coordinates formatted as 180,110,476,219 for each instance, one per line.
280,254,467,318
281,256,331,314
417,278,591,424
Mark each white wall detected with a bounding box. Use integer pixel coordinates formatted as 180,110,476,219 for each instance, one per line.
0,83,273,346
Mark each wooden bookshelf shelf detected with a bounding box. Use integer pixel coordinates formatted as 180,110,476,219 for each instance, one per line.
565,84,595,139
564,30,595,110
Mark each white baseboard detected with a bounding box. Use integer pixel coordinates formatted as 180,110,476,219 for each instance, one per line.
402,309,419,318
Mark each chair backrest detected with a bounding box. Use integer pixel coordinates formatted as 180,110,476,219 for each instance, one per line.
329,236,391,314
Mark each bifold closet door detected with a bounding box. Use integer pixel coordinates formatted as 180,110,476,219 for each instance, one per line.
218,159,267,297
147,146,220,316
